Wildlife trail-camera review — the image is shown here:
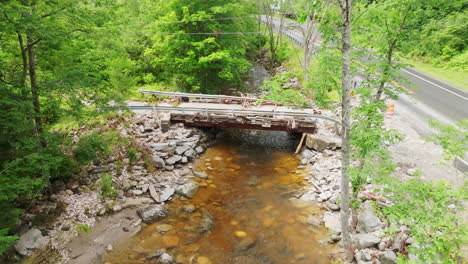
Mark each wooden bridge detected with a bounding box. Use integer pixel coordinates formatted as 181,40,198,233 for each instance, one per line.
127,90,339,133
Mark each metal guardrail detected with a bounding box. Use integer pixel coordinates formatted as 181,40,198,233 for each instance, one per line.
139,89,261,101
126,105,341,124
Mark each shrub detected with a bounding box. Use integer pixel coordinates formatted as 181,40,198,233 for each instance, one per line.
75,224,91,233
127,147,137,164
74,130,126,164
100,174,117,198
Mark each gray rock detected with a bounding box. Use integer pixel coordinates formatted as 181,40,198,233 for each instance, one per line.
378,250,397,264
147,248,166,260
233,237,256,253
165,155,182,165
181,156,188,163
306,134,341,152
357,201,383,233
176,182,199,198
153,156,165,168
152,143,170,151
195,146,205,154
184,149,195,158
326,201,340,211
323,211,341,233
14,228,50,256
132,190,143,196
352,233,381,249
406,168,418,176
158,253,174,264
197,208,216,233
159,187,175,202
137,205,168,224
193,171,208,179
112,205,122,212
378,241,387,250
154,151,169,158
175,145,189,155
392,231,408,250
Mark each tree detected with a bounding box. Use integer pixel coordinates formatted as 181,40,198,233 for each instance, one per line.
337,0,353,260
258,0,287,66
128,0,258,93
0,0,125,253
287,0,331,83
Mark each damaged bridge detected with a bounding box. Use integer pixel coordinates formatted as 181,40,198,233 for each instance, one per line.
127,90,339,134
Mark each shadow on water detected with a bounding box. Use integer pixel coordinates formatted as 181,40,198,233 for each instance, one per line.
104,131,334,264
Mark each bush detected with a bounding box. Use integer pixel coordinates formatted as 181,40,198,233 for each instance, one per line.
100,174,117,198
74,130,126,164
127,147,137,164
259,72,308,108
380,178,467,263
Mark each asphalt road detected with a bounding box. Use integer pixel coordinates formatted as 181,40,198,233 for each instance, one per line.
263,16,468,123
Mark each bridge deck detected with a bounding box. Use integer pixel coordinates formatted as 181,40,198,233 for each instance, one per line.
129,91,338,133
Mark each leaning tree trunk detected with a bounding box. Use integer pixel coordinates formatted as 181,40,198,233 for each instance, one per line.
338,0,353,261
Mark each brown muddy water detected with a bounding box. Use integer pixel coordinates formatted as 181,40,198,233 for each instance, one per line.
104,140,335,264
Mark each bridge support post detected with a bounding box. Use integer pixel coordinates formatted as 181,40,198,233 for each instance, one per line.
160,112,171,132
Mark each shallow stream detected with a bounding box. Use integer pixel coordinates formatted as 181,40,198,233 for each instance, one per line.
104,139,334,264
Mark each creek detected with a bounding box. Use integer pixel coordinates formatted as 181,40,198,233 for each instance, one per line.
104,137,335,264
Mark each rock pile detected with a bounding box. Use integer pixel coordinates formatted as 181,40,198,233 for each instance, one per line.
298,119,416,264
11,111,216,260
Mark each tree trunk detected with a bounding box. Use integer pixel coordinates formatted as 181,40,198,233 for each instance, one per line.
18,33,37,135
27,35,45,146
338,0,353,261
374,46,395,102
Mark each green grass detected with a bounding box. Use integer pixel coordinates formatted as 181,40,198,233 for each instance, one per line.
402,58,468,91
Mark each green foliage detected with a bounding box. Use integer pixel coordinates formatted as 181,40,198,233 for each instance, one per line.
306,47,341,107
0,228,18,255
259,72,309,108
100,174,117,198
74,130,126,164
75,224,91,233
426,119,468,161
127,147,138,164
124,0,258,93
349,86,402,198
379,178,467,263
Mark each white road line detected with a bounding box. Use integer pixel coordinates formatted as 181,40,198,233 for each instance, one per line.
401,68,468,101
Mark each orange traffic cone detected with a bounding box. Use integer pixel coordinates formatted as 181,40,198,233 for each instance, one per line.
385,103,395,117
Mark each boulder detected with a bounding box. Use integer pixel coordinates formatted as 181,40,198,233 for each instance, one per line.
196,208,216,233
175,145,190,155
378,250,397,264
176,182,199,198
323,211,341,233
352,233,381,249
306,134,341,152
14,228,50,256
159,187,175,202
152,143,170,151
153,156,165,168
357,201,383,233
166,155,182,165
193,171,208,179
158,253,174,264
137,205,168,224
195,146,205,154
184,149,196,159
